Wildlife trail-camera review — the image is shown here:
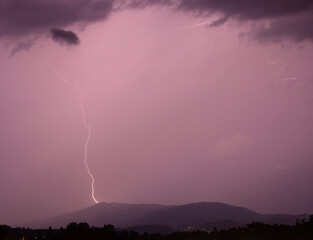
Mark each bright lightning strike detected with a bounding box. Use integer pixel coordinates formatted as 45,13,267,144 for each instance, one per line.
50,66,99,204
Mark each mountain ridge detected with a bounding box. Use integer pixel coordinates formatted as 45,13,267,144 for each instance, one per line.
26,202,310,231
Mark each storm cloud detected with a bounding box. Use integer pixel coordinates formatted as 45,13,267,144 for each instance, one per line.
0,0,313,44
126,0,313,42
178,0,313,20
0,0,114,38
246,14,313,43
178,0,313,42
50,28,80,45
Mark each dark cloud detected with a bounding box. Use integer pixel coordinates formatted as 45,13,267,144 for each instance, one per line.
0,0,114,38
178,0,313,20
124,0,172,9
247,14,313,43
50,28,80,45
209,16,229,27
178,0,313,42
1,0,313,45
123,0,313,43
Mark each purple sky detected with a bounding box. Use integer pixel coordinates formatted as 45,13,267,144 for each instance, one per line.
1,0,313,225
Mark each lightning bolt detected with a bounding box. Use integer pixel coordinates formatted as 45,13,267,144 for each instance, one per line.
48,64,99,204
263,51,281,65
279,65,298,82
263,51,298,83
180,20,212,30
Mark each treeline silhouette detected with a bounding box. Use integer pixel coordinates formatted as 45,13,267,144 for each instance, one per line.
1,216,312,240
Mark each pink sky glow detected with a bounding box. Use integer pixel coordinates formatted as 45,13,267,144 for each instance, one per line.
1,0,313,225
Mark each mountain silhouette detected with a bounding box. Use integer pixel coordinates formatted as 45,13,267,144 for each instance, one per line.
27,202,309,232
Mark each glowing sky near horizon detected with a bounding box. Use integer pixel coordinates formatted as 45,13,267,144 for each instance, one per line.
1,0,313,225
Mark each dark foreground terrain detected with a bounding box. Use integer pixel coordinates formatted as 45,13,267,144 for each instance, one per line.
1,216,312,240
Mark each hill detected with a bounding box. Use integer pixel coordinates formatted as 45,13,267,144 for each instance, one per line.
27,202,309,232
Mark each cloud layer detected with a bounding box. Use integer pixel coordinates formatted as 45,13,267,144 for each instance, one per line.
178,0,313,20
0,0,114,37
178,0,313,43
247,14,313,43
0,0,313,46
